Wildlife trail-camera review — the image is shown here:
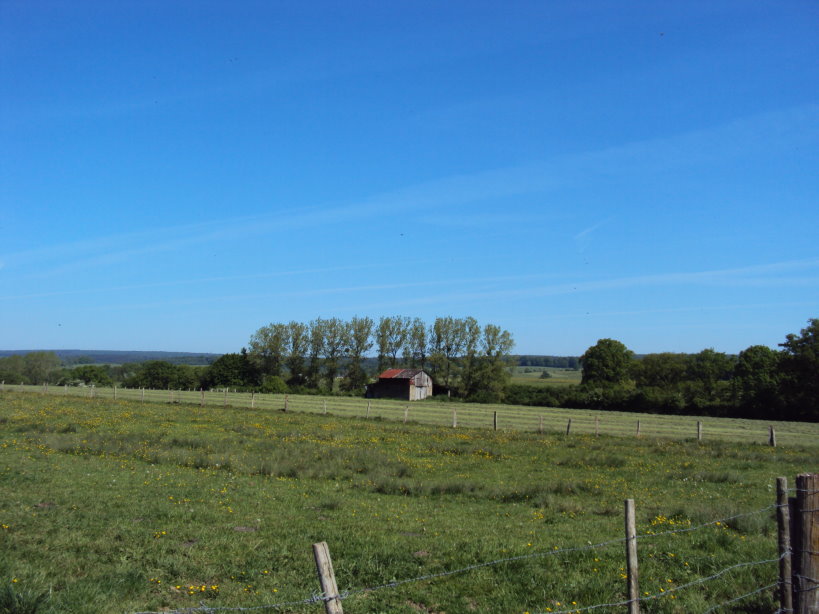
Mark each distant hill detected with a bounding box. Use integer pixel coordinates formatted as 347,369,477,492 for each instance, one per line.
0,349,222,366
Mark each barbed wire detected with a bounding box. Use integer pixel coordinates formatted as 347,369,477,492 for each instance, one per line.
701,581,779,614
129,591,327,614
637,504,778,539
539,554,783,614
127,503,782,614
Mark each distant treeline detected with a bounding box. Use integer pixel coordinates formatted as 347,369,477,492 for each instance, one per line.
508,319,818,423
516,355,579,369
0,349,219,366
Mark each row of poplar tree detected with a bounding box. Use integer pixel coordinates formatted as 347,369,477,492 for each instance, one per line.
245,316,515,400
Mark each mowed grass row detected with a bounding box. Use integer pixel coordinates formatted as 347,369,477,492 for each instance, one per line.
17,384,819,448
0,390,816,613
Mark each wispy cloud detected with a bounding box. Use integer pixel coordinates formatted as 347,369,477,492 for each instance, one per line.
4,104,816,278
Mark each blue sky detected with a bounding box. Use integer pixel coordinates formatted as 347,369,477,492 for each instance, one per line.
2,1,817,355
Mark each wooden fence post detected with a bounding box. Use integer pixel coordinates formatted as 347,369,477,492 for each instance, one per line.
595,416,599,437
636,420,641,437
284,394,289,412
777,477,793,614
697,420,702,442
251,392,255,409
493,411,497,431
323,399,327,415
113,385,117,400
452,408,457,428
224,388,228,408
404,405,409,424
64,384,68,396
624,498,640,614
566,418,572,436
366,400,370,419
794,473,818,614
169,388,173,404
141,388,144,402
312,541,344,614
538,415,544,434
769,426,777,447
200,388,205,407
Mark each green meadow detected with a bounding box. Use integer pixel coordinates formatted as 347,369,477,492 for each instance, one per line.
0,390,816,613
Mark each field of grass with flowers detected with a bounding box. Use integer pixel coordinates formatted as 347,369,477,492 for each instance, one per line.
0,390,816,613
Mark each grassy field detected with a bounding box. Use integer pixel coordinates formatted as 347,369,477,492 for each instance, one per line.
509,367,583,388
0,390,816,614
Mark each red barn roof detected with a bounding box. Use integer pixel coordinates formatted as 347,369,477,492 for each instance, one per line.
378,368,424,379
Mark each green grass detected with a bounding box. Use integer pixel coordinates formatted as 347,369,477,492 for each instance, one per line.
510,367,583,388
0,390,815,613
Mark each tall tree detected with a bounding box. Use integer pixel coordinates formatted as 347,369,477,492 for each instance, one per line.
285,321,309,386
459,317,482,397
306,318,327,388
376,316,410,372
580,339,634,387
322,317,346,390
404,317,428,369
732,345,782,417
343,316,374,392
248,323,288,377
471,323,515,401
779,318,819,421
427,316,466,391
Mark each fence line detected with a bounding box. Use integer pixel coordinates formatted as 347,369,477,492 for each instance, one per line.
7,384,816,447
128,503,784,614
541,555,784,614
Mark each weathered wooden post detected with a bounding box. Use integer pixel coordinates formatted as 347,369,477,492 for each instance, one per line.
366,400,371,419
777,477,793,614
538,415,544,434
794,473,818,613
224,388,228,408
636,420,641,437
403,405,409,424
624,498,640,614
284,394,289,412
113,385,117,400
493,411,497,431
200,388,205,407
312,541,343,614
769,426,777,447
595,416,599,437
141,387,145,402
64,384,68,396
452,408,457,428
323,399,327,415
697,420,703,442
251,392,255,409
566,418,572,436
169,388,173,404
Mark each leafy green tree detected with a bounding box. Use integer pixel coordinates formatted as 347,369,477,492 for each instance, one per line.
404,317,427,369
124,361,200,390
203,351,260,389
469,323,515,402
686,348,734,400
285,321,309,386
632,353,689,389
779,318,819,421
0,355,27,384
306,318,327,389
248,323,288,377
459,317,482,397
322,317,346,390
60,365,113,387
580,339,634,387
343,316,374,392
732,345,782,417
376,316,410,373
427,316,466,392
23,352,62,384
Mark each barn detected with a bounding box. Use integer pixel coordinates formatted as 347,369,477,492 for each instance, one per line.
366,369,433,401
